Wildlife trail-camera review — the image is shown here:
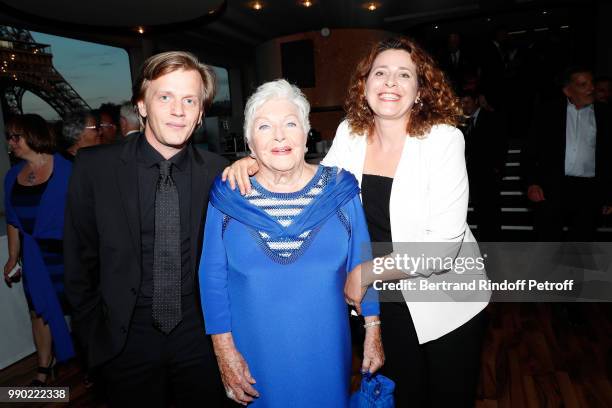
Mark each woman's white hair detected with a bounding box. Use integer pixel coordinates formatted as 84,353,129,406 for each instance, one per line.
243,79,311,143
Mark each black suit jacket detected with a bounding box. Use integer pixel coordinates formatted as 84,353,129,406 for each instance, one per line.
525,99,612,204
63,136,228,367
123,130,143,141
479,40,513,110
464,108,508,179
437,48,474,88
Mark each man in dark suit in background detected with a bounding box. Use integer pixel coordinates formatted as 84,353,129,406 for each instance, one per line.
64,51,229,407
437,32,474,92
119,100,142,139
525,66,612,241
594,76,611,104
460,90,508,241
478,27,513,112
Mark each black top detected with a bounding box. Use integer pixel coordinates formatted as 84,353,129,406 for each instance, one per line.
136,136,193,305
361,174,393,258
12,180,49,235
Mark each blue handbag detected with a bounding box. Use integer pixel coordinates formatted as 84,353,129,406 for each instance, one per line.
349,373,395,408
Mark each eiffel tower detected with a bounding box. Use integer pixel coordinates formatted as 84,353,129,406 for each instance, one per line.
0,25,90,118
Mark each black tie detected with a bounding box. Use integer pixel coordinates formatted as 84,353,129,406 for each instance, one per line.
152,160,182,333
466,116,475,137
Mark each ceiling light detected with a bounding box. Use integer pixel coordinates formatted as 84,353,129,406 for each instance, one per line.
137,26,145,34
251,1,263,10
301,0,313,7
434,25,439,29
367,3,377,11
542,11,548,15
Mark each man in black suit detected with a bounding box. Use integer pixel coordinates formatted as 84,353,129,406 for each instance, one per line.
478,27,512,111
595,76,611,104
438,33,474,92
526,66,612,241
460,90,508,241
64,51,230,406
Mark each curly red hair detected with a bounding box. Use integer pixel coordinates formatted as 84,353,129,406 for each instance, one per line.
344,36,462,137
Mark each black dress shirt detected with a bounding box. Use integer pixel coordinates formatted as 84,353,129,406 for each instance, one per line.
136,136,193,305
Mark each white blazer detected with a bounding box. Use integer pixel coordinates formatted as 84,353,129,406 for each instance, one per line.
322,120,490,344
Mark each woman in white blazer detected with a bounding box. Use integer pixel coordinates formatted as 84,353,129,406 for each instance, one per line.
338,37,489,408
224,37,489,408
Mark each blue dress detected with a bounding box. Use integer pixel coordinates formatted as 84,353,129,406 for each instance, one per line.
11,180,67,312
3,154,75,362
199,166,377,407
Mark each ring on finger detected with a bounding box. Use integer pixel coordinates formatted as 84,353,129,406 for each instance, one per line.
226,389,235,399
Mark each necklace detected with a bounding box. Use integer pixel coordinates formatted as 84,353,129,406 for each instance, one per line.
26,171,37,185
24,156,49,186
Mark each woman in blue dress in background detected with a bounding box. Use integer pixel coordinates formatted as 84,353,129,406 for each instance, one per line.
3,114,75,385
199,80,384,407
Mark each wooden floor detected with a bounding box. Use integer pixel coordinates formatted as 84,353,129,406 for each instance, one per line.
476,303,612,408
1,303,610,407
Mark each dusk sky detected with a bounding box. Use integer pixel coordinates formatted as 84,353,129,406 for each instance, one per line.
23,31,133,120
20,30,230,121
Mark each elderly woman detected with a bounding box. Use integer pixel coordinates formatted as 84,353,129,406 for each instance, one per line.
225,37,490,408
3,114,75,385
199,79,383,407
61,110,100,160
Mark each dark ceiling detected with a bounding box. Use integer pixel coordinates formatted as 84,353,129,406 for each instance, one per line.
187,0,591,59
0,0,224,27
0,0,596,54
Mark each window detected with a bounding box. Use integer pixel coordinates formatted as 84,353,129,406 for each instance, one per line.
18,30,132,120
208,65,231,117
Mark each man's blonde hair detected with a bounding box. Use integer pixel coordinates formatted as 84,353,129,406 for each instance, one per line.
132,51,216,114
